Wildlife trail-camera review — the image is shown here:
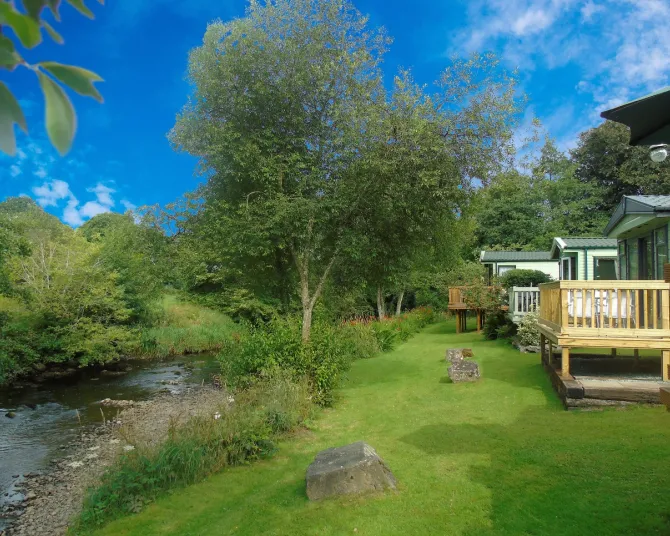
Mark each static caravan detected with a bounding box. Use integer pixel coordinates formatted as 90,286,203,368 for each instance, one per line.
549,237,619,281
480,251,559,283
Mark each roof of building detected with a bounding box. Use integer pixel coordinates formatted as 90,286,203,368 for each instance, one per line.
555,237,618,249
604,195,670,236
480,251,553,262
549,237,618,258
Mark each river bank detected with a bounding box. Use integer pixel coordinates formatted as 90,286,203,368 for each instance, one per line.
0,352,223,534
1,385,228,536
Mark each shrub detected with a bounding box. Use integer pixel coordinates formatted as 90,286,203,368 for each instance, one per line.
220,316,352,406
516,310,540,347
220,308,437,405
77,374,312,531
498,269,552,289
483,309,517,340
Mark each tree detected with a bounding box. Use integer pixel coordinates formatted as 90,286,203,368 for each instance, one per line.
170,0,391,341
474,170,550,250
0,0,104,156
571,121,670,213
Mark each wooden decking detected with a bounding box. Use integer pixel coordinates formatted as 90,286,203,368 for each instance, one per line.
447,286,487,333
541,348,668,409
537,280,670,381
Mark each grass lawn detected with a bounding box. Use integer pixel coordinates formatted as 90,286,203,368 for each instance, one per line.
94,319,670,536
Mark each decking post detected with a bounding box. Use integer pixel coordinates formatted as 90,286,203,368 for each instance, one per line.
540,334,546,363
548,341,553,364
634,349,640,361
663,351,670,382
611,348,617,357
561,347,570,377
456,311,461,334
462,312,467,332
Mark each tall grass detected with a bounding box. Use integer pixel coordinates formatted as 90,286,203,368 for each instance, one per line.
75,374,312,532
135,295,240,357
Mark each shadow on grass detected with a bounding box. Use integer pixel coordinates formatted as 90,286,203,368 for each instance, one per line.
400,407,670,536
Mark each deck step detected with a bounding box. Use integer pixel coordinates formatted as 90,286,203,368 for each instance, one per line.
661,387,670,411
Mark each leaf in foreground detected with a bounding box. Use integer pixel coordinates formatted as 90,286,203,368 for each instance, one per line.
38,72,77,155
0,81,28,156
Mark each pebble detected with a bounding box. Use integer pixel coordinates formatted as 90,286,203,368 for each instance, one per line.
5,412,16,419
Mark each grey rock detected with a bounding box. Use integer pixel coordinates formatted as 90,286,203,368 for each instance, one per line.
519,345,541,354
448,360,480,383
99,399,134,409
446,348,474,363
306,442,397,501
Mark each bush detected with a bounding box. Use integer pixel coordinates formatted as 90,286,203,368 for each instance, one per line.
220,317,352,406
498,269,552,289
77,374,312,531
220,308,437,405
516,310,540,347
483,309,517,340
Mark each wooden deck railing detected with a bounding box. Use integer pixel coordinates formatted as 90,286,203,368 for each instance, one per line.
448,286,467,308
510,286,541,322
538,280,670,337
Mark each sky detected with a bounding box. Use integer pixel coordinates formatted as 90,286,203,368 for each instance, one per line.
1,0,669,227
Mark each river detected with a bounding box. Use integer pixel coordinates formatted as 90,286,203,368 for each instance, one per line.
0,354,220,530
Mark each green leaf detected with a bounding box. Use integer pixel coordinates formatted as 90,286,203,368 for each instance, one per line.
21,0,49,19
0,81,28,156
0,4,42,48
64,0,93,18
48,0,62,21
38,72,77,155
42,20,64,44
40,62,103,102
0,36,20,69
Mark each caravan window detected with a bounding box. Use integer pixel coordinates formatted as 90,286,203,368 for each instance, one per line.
594,258,617,280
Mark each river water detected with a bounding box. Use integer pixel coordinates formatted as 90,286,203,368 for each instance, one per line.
0,354,220,527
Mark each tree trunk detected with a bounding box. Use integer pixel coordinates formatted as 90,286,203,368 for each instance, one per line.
377,286,386,319
292,245,337,342
395,290,405,316
301,304,313,342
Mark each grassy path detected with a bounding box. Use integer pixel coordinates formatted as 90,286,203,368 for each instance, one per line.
95,320,670,536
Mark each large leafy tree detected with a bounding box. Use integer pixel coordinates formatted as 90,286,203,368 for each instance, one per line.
171,0,391,340
355,59,520,317
571,121,670,213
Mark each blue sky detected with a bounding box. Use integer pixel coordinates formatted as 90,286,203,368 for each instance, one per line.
1,0,669,226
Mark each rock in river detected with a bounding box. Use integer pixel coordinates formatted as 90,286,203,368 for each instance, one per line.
5,411,16,419
305,441,397,501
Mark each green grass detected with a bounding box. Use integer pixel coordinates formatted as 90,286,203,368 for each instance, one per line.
93,319,670,536
137,295,240,357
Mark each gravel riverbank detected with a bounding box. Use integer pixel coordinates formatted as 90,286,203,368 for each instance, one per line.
1,386,226,536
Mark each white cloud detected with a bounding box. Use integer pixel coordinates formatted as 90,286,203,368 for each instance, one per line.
29,179,134,228
9,165,21,178
80,201,112,219
62,198,85,227
88,183,116,207
32,179,73,207
453,0,670,146
120,199,137,212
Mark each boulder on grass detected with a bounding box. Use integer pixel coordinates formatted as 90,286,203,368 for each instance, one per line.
306,441,397,501
448,360,480,383
446,348,474,362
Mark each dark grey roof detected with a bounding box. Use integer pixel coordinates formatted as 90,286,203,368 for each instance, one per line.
604,195,670,236
480,251,553,262
558,238,618,249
